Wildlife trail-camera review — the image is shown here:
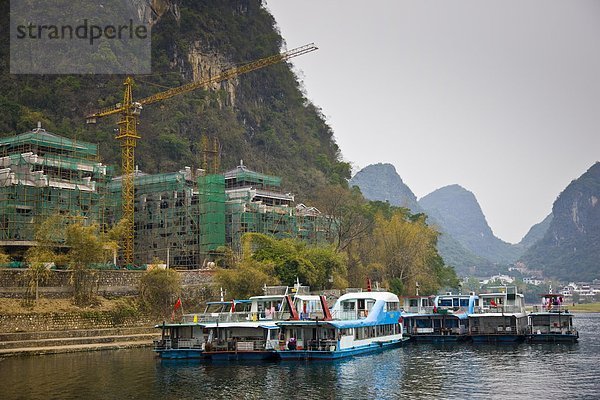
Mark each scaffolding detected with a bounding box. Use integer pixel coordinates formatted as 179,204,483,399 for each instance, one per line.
198,174,226,256
0,129,335,266
108,167,201,269
0,127,111,248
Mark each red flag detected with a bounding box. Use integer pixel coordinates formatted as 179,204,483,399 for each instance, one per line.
174,298,182,311
367,278,372,292
490,299,497,307
231,300,236,313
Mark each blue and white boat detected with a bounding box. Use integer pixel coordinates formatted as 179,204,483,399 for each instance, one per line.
527,294,578,343
153,299,252,359
276,290,407,360
199,285,326,361
402,292,478,342
468,286,528,343
154,284,328,360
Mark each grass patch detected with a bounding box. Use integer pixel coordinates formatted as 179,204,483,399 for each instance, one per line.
0,297,135,315
569,302,600,313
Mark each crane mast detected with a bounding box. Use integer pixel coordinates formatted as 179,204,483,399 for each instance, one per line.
87,44,318,266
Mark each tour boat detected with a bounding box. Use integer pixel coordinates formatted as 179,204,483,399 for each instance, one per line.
154,284,328,360
276,290,407,360
402,292,478,342
153,299,251,359
198,285,327,360
468,286,528,343
526,294,578,343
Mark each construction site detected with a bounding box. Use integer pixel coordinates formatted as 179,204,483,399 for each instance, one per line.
0,44,333,268
0,125,332,269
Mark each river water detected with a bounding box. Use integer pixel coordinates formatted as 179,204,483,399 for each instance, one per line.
1,313,599,400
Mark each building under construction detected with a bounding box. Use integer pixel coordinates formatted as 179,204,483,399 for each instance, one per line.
0,128,332,268
0,125,112,256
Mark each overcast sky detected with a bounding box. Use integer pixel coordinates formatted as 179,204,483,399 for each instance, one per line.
266,0,600,244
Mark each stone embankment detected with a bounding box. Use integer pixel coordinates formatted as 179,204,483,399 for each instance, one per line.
0,310,160,357
0,268,216,357
0,326,158,357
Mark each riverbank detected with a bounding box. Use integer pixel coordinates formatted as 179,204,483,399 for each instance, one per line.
568,302,600,312
0,298,160,357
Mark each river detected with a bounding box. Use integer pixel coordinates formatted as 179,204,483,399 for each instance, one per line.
1,313,599,399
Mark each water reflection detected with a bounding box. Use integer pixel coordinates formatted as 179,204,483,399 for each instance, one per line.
1,314,599,399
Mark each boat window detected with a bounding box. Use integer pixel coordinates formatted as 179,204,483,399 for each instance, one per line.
367,300,375,311
409,299,418,307
342,301,355,311
439,299,453,307
386,302,399,311
358,299,365,310
460,299,469,307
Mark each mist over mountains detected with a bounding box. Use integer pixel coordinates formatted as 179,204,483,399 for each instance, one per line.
351,162,600,281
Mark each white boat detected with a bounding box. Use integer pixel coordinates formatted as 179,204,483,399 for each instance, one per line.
527,294,578,343
154,284,328,360
402,293,478,342
276,289,407,360
468,286,528,343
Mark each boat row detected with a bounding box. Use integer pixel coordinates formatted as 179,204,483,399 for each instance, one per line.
154,284,408,360
153,285,578,361
402,287,578,344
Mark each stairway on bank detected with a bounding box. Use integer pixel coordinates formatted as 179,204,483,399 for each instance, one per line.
0,326,159,357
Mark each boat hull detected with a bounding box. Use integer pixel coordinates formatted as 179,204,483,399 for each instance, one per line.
526,333,578,343
411,334,468,343
203,351,278,361
470,334,525,343
155,349,205,359
278,339,407,360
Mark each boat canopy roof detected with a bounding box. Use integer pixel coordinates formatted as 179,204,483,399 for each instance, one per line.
206,299,252,305
336,291,399,303
276,319,394,329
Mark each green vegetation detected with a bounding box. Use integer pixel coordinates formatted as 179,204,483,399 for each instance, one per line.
218,194,459,297
521,162,600,281
23,215,126,306
0,0,350,199
0,0,460,298
138,269,182,319
569,303,600,313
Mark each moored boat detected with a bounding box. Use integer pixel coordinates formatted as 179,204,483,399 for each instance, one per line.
468,286,528,343
199,285,326,360
276,289,407,360
153,299,252,359
402,293,477,342
526,294,578,343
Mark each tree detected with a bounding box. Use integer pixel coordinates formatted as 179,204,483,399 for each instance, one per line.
25,214,127,306
368,210,457,295
216,258,278,300
139,269,182,318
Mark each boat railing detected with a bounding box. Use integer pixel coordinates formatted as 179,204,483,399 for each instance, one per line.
183,312,251,323
473,305,525,314
206,339,268,352
306,339,337,351
403,306,435,314
528,326,578,335
330,310,364,320
153,337,203,350
531,305,571,313
407,326,465,335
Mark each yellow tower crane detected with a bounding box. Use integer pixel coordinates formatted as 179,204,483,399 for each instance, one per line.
86,43,318,266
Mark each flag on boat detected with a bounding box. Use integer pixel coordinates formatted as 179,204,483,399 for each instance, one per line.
171,298,183,322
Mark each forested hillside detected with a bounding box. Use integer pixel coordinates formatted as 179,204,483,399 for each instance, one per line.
521,163,600,281
0,0,350,200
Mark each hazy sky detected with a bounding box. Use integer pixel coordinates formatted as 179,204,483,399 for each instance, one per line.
266,0,600,244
